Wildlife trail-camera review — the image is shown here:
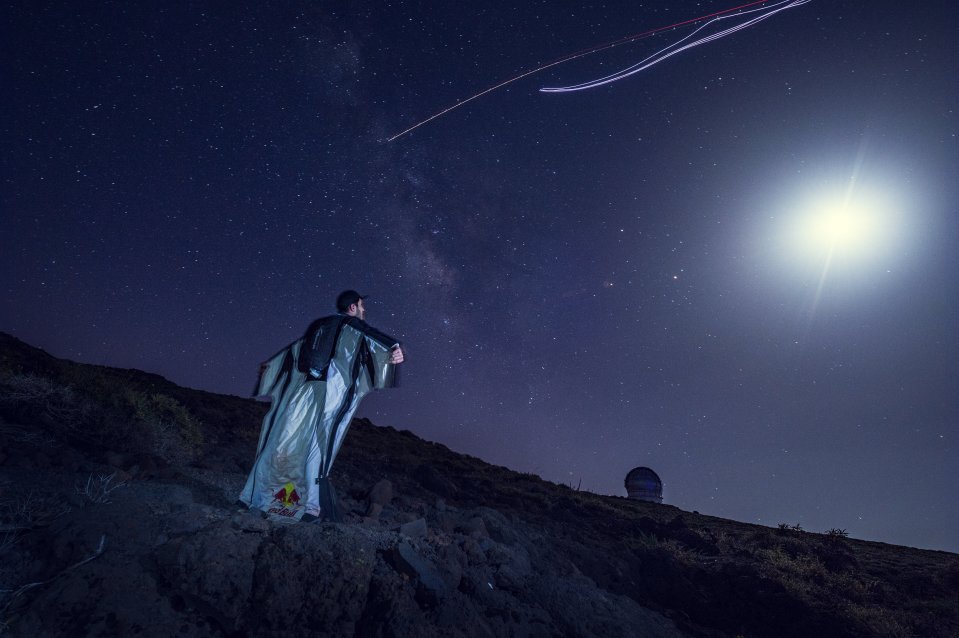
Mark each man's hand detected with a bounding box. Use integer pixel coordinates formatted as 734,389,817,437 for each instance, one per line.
390,345,405,364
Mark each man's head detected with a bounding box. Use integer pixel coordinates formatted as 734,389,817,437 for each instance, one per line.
336,290,367,320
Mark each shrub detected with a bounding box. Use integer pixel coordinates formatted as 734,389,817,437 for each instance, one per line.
123,390,204,465
0,371,204,465
627,531,662,551
0,486,71,538
0,373,90,437
777,522,804,533
825,528,849,539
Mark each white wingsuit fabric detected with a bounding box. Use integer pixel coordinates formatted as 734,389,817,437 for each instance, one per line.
239,321,396,522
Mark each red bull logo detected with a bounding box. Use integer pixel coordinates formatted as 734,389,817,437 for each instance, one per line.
273,482,300,507
267,481,302,517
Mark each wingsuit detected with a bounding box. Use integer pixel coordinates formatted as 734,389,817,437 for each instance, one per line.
239,314,399,522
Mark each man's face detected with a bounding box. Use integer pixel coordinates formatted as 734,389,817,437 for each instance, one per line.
352,298,366,320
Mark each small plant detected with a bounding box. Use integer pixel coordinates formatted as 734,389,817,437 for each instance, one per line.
628,531,662,551
0,528,20,554
825,528,849,539
76,472,127,505
0,421,54,447
776,522,804,533
711,529,739,553
0,488,71,554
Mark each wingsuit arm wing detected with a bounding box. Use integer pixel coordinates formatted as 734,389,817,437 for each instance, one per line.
344,316,399,349
254,340,300,397
344,317,401,389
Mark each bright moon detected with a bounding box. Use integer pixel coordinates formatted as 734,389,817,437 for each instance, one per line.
795,194,888,259
755,159,925,305
777,177,907,275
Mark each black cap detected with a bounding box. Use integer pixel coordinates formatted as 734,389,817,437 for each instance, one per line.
336,289,367,312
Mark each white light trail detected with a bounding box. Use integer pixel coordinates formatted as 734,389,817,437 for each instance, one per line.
540,0,811,93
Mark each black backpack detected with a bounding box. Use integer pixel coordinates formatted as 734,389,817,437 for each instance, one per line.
299,315,346,379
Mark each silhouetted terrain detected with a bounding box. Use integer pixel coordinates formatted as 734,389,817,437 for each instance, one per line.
1,331,956,637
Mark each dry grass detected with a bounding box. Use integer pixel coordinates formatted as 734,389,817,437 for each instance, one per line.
75,472,128,505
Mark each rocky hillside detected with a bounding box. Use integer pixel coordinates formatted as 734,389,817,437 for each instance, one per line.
0,332,957,637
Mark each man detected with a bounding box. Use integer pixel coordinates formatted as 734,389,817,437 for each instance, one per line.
238,290,404,522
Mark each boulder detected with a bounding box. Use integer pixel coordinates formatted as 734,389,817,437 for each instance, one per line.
399,517,428,538
390,540,448,607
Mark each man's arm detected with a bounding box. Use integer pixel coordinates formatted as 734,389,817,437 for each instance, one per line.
344,316,405,364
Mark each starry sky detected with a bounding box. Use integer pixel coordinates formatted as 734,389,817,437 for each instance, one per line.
3,1,957,552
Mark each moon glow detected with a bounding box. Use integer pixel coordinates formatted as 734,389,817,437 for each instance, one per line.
776,173,910,281
755,158,925,312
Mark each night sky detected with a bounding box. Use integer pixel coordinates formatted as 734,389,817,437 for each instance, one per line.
3,1,957,552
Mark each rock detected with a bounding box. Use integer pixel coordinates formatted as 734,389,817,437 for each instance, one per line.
231,511,269,533
368,479,393,506
251,525,377,634
483,543,532,592
460,564,498,600
438,543,466,590
340,495,362,516
365,480,393,518
433,511,460,533
390,541,447,606
396,511,418,525
167,504,218,535
399,517,428,538
494,563,528,591
457,516,489,539
433,597,498,638
472,507,520,544
462,538,487,565
355,561,434,638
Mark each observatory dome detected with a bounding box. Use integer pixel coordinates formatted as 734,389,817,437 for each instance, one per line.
624,467,663,503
